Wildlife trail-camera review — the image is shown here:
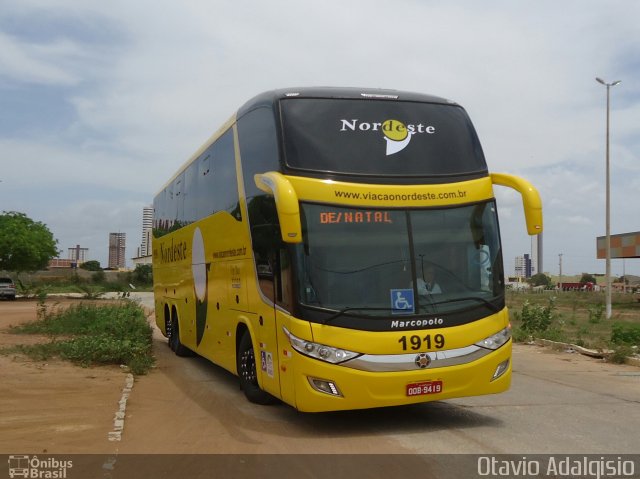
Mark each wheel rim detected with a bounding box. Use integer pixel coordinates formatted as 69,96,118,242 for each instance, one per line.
169,320,177,349
240,347,257,383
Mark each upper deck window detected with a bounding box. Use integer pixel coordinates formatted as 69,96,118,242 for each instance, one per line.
280,99,487,179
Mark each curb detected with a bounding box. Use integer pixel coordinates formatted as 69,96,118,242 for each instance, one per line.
532,339,640,367
108,373,134,441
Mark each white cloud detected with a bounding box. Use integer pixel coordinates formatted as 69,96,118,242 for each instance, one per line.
0,138,162,192
564,216,592,226
0,31,83,86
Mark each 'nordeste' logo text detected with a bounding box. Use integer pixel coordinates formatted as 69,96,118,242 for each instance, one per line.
339,118,436,155
159,238,188,264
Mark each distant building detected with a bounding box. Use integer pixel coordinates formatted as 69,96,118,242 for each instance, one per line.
49,258,75,269
108,233,126,269
132,206,153,267
140,206,153,257
515,254,533,278
132,254,152,267
68,244,89,266
49,244,90,269
531,233,543,278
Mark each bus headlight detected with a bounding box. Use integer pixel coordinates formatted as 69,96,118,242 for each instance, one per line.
474,326,511,350
283,327,361,364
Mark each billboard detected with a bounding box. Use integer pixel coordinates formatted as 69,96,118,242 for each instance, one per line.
596,231,640,259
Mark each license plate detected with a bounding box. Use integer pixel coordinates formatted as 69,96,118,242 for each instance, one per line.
406,381,443,397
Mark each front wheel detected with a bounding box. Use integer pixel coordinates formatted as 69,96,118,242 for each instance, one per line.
237,332,277,405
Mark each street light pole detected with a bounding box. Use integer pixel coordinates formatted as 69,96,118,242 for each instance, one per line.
596,77,621,320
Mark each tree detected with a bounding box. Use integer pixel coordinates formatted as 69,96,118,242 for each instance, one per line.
528,273,551,288
0,211,59,273
80,260,102,271
580,273,597,285
130,264,153,285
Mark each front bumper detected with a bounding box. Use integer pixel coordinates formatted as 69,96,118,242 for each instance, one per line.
285,340,512,412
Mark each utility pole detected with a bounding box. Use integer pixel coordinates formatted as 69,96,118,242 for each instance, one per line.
558,253,563,292
596,77,621,319
537,232,543,280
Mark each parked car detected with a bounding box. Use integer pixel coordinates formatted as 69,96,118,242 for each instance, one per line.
0,277,17,300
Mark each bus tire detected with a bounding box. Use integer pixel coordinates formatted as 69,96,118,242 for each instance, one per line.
169,315,192,357
237,331,277,405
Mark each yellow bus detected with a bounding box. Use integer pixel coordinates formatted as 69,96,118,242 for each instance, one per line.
152,87,542,412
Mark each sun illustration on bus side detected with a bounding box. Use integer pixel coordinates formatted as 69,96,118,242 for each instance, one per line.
192,227,208,346
382,119,415,155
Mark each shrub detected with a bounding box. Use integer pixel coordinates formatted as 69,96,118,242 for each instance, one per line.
513,298,556,334
588,303,605,324
10,301,154,374
611,322,640,346
608,345,634,364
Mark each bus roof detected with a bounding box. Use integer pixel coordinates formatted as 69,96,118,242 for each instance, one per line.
238,87,457,117
155,88,467,196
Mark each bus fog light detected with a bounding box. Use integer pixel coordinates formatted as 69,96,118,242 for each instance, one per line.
492,359,510,381
308,377,342,396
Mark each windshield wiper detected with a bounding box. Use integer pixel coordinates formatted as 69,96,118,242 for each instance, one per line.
423,295,502,313
322,307,399,324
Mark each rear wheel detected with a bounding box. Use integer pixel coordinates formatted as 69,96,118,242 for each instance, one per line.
169,313,192,357
237,331,277,405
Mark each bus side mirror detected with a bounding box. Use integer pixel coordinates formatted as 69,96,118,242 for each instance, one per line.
491,173,543,235
254,172,303,243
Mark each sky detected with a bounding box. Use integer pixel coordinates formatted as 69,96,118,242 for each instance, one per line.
0,0,638,277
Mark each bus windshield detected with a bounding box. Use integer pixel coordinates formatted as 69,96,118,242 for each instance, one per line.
295,201,503,317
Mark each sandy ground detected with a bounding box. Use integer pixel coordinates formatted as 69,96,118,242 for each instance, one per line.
0,299,129,454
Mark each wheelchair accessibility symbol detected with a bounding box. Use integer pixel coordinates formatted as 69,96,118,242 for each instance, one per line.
390,289,415,314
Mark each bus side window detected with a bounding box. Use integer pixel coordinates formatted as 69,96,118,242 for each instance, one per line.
183,162,198,224
166,182,177,231
253,231,293,312
276,247,294,312
175,172,184,225
256,253,275,303
251,213,280,303
196,153,214,218
213,129,242,220
152,189,165,237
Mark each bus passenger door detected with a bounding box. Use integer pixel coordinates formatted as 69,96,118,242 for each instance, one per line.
251,227,287,399
272,247,297,405
259,246,297,402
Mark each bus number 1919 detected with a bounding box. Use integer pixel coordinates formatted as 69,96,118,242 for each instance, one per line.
398,334,445,351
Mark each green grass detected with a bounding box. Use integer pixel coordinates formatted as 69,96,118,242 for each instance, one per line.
507,290,640,355
6,300,154,374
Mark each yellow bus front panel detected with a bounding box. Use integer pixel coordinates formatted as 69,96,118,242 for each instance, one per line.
273,309,512,412
282,337,511,413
